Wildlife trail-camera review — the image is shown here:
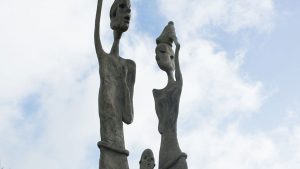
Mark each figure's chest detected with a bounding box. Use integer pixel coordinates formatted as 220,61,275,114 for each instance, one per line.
99,55,128,79
153,84,180,105
101,55,125,71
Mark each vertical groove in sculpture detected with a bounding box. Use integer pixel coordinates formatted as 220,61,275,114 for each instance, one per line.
94,0,135,168
153,22,188,169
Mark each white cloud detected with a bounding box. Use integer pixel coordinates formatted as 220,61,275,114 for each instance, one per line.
1,0,299,169
156,0,274,35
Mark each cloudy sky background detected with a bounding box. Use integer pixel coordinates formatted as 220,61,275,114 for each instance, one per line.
0,0,299,168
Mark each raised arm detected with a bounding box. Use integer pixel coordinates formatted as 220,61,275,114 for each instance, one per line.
94,0,105,56
174,38,182,86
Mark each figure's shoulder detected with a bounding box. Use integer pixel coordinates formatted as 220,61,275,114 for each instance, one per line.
153,89,163,98
152,89,158,96
97,53,113,66
97,51,109,60
124,59,136,70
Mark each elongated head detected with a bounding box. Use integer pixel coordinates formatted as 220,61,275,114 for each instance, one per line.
155,43,175,72
139,149,155,169
155,21,176,73
110,0,131,32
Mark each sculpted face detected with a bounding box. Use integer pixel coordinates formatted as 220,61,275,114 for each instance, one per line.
155,43,175,73
110,0,131,32
139,149,155,169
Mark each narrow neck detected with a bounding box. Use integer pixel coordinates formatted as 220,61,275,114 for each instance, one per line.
167,71,175,83
110,30,123,55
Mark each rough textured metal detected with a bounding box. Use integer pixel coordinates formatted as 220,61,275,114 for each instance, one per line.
94,0,135,168
139,149,155,169
153,22,188,169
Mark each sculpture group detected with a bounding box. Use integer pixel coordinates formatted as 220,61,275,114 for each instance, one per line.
94,0,188,168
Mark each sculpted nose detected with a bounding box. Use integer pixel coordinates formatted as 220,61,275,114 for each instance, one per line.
126,7,131,13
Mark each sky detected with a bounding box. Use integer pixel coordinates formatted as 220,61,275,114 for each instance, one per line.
0,0,300,169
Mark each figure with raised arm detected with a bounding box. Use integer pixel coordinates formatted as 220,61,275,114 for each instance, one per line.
94,0,135,168
153,22,188,169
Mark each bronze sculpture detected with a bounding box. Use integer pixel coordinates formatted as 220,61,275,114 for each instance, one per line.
153,21,188,169
94,0,135,168
139,149,155,169
94,0,189,168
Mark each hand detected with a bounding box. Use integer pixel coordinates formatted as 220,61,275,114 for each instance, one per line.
168,21,179,47
175,39,180,47
174,37,180,48
174,38,180,49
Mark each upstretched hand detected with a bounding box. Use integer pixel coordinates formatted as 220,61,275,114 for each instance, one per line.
171,25,180,47
174,37,180,48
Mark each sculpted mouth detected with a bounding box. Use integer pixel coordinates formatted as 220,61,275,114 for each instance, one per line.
124,16,130,24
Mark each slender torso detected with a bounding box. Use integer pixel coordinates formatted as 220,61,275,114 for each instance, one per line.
94,0,135,168
96,52,135,169
153,80,187,169
98,52,135,150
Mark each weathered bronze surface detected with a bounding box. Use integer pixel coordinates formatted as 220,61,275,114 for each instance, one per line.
153,22,188,169
139,149,155,169
94,0,135,168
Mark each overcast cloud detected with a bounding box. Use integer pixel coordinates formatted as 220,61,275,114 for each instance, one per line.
0,0,299,169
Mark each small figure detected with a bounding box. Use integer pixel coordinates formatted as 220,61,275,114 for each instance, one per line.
139,149,156,169
94,0,135,169
153,22,188,169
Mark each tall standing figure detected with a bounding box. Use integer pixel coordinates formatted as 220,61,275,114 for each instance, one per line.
153,22,188,169
94,0,135,168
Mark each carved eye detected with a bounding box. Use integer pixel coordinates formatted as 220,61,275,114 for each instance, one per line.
119,3,125,8
170,55,174,59
159,49,166,53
